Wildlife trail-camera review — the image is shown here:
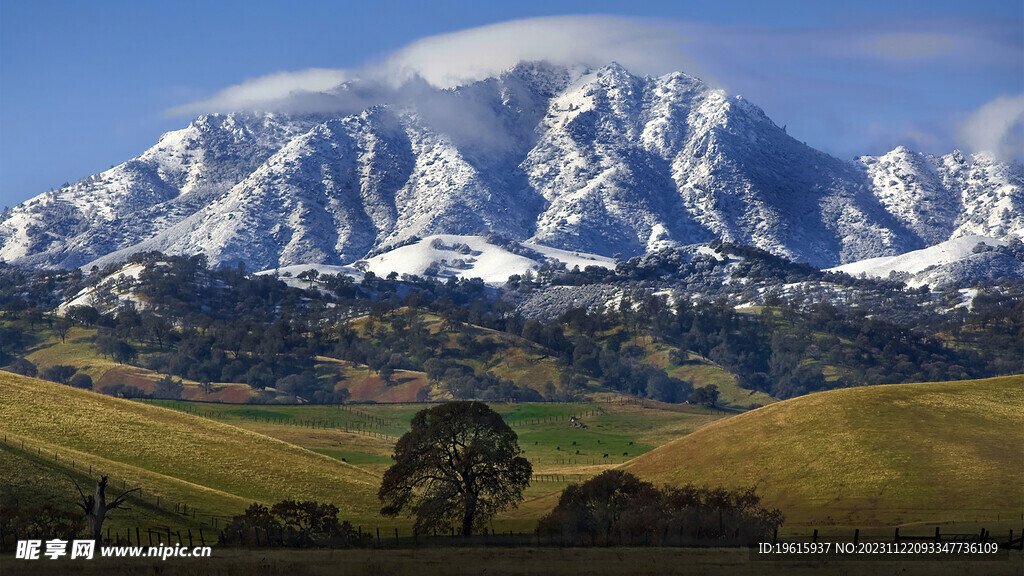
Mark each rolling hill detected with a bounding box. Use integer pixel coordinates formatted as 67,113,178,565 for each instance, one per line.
622,375,1024,527
0,370,385,525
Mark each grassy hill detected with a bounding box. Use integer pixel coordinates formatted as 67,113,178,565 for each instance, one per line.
643,343,776,409
0,370,386,527
622,375,1024,528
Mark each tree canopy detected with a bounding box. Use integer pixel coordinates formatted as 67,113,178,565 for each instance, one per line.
378,401,532,535
538,471,784,546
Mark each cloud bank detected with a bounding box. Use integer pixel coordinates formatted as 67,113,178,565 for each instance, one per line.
165,69,350,117
165,15,1023,161
166,16,703,118
958,94,1024,161
377,15,701,88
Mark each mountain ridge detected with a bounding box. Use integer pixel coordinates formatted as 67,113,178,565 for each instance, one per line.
2,61,1021,272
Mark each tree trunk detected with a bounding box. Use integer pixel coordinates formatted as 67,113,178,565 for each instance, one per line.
462,496,476,536
87,477,110,542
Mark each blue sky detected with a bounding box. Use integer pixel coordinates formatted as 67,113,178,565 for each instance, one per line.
1,0,1022,210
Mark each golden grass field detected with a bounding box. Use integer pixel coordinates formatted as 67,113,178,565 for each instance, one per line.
0,371,383,525
4,364,1023,543
623,374,1024,528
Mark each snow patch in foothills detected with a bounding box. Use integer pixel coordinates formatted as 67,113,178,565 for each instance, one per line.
258,236,615,286
359,235,611,284
829,235,1005,278
57,263,148,315
254,264,366,289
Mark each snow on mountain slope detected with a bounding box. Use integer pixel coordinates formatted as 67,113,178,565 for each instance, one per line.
2,62,1022,274
521,242,616,270
0,113,316,268
56,262,148,315
360,234,613,284
521,64,917,265
828,235,1024,287
251,235,613,286
857,147,1024,245
858,146,960,244
937,151,1024,239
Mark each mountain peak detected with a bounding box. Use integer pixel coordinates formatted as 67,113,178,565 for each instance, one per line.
2,66,1021,273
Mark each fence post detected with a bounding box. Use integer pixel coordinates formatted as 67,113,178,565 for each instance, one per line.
199,528,205,547
894,528,900,543
853,529,859,546
188,529,193,547
812,529,818,543
395,528,399,545
934,527,941,543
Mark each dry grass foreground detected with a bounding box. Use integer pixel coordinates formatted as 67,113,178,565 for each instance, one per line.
623,375,1024,527
0,370,382,523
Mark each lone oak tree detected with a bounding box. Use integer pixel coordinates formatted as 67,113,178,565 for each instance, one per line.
379,401,532,536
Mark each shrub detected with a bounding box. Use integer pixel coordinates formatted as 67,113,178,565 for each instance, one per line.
538,471,783,546
222,501,368,548
8,357,37,377
40,364,77,385
68,373,93,389
99,383,147,399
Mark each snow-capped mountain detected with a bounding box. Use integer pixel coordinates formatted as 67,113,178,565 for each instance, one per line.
2,62,1021,272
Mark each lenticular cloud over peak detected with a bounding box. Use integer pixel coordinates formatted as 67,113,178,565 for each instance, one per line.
376,15,701,88
165,15,703,117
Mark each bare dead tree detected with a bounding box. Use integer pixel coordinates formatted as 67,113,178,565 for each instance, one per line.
70,475,140,541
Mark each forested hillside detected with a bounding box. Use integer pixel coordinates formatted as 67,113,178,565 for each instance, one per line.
2,248,1021,407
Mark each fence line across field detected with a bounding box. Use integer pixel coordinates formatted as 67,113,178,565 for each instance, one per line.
3,521,1022,552
0,434,232,532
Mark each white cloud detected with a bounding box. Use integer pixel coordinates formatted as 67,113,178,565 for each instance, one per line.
164,16,705,117
376,15,703,88
957,94,1024,161
166,69,351,117
161,15,1022,162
